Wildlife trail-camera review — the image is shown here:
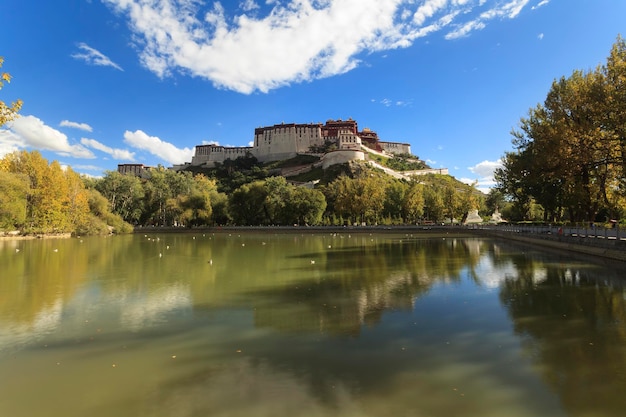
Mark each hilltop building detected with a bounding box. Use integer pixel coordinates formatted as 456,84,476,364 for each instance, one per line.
174,118,412,170
117,163,153,178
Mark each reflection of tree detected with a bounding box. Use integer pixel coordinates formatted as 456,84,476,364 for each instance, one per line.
499,260,626,416
252,237,485,336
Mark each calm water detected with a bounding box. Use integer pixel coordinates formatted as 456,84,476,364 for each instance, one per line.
1,231,626,417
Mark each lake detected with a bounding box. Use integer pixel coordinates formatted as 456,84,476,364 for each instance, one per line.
1,230,626,417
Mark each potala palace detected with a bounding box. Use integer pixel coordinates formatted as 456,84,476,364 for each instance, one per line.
175,118,412,170
119,118,449,178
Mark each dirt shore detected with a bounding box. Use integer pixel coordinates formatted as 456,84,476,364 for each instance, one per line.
0,233,72,240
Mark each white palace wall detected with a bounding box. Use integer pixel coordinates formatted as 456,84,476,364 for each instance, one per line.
254,124,325,163
186,120,413,170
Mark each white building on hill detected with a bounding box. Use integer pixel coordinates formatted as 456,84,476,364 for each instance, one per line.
174,118,412,170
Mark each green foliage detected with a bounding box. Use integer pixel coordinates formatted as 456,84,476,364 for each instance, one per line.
382,154,428,172
0,171,29,230
227,176,327,226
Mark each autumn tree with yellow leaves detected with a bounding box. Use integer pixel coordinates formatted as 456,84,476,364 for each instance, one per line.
496,36,626,223
0,57,22,127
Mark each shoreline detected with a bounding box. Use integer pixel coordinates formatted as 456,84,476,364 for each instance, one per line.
0,233,73,241
135,225,626,262
3,226,624,263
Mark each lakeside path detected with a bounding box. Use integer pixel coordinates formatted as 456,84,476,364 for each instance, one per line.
136,225,626,263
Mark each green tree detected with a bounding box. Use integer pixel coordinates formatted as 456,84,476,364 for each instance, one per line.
288,186,327,225
402,181,424,224
0,171,29,230
383,180,408,222
229,181,269,225
423,186,445,222
95,171,145,224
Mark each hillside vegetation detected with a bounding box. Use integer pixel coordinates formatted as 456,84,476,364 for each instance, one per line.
0,150,485,233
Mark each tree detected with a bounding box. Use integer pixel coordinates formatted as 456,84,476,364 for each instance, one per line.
63,166,90,232
604,35,626,179
229,181,269,225
263,176,292,224
95,171,145,224
0,57,23,127
402,181,424,224
288,186,326,225
496,37,626,223
1,151,67,233
423,186,445,222
0,171,29,230
383,180,408,222
485,188,507,214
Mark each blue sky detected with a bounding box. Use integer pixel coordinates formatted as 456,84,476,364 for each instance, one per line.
1,0,625,192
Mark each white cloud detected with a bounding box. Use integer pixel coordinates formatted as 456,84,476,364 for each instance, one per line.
447,0,531,39
537,32,544,40
0,129,24,157
374,97,412,107
531,0,550,10
240,0,260,12
72,43,123,71
467,159,503,191
413,0,447,26
81,138,136,160
123,130,194,164
3,115,95,159
102,0,535,93
60,120,93,132
446,19,486,40
73,164,105,171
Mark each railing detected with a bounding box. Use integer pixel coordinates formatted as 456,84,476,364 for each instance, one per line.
471,224,626,250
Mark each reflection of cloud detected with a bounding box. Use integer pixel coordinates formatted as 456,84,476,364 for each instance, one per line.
120,284,192,330
0,299,62,354
102,0,536,93
473,256,518,289
152,358,358,416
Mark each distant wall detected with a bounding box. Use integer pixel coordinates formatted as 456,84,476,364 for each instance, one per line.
321,150,365,169
380,141,411,155
405,168,449,176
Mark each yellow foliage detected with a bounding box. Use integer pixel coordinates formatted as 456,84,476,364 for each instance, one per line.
0,56,23,127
